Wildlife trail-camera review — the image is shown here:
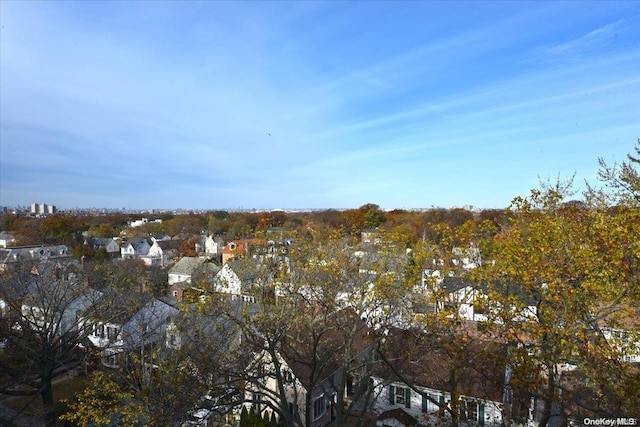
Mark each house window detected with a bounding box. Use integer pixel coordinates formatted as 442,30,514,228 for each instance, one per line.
346,375,354,396
241,295,256,303
252,392,263,411
288,402,297,416
168,333,178,347
102,351,119,368
422,392,440,413
282,369,294,383
313,395,327,420
107,326,118,341
389,385,411,408
460,399,483,424
94,323,105,338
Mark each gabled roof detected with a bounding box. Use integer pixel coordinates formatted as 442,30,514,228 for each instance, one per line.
375,327,507,402
170,300,249,350
200,262,221,279
440,276,477,294
81,290,151,326
86,237,120,250
0,231,16,241
168,256,207,276
378,408,422,427
157,239,183,250
1,258,82,295
122,237,152,249
1,259,77,303
225,259,264,284
121,298,179,349
0,245,71,263
279,307,372,391
221,239,265,255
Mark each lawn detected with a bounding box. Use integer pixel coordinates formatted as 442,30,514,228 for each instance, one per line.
0,371,90,425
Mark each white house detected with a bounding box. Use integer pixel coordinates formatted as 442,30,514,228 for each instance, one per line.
21,285,103,337
81,294,179,368
372,378,503,427
242,307,371,427
7,260,101,338
244,348,339,427
141,237,169,266
85,237,120,258
205,235,224,260
214,259,266,303
369,328,513,427
120,237,152,259
0,232,16,248
168,256,208,285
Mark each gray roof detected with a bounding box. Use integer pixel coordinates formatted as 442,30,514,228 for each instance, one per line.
123,237,152,249
168,256,207,276
0,231,15,240
121,298,179,350
226,259,266,285
0,245,71,263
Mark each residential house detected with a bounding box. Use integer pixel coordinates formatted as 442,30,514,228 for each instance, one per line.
142,238,164,266
0,231,16,248
120,237,152,260
21,282,103,337
84,237,121,259
361,229,382,245
1,258,86,331
0,245,71,272
418,276,539,324
81,292,179,368
170,263,221,302
139,237,184,267
221,239,264,264
369,327,514,427
158,239,184,266
167,256,222,301
243,307,371,427
168,301,256,426
168,257,208,286
430,276,489,322
214,259,269,303
205,235,225,263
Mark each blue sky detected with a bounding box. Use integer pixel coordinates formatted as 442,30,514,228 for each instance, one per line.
1,1,638,210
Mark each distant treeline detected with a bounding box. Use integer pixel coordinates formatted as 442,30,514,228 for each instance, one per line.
0,204,509,252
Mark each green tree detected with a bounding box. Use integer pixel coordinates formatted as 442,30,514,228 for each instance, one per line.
61,371,140,427
88,222,117,238
477,182,640,425
360,203,386,229
41,214,83,246
594,138,640,204
66,295,253,426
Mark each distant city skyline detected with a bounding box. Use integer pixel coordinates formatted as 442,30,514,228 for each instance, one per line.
1,1,638,210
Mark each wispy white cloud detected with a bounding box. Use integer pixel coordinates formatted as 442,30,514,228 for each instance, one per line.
536,20,627,59
1,1,638,209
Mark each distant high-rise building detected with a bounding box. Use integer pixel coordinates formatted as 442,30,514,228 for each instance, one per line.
29,202,57,216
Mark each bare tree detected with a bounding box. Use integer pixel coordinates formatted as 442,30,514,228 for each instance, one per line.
0,258,104,427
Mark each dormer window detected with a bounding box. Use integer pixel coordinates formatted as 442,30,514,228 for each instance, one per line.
313,394,327,420
283,369,294,383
